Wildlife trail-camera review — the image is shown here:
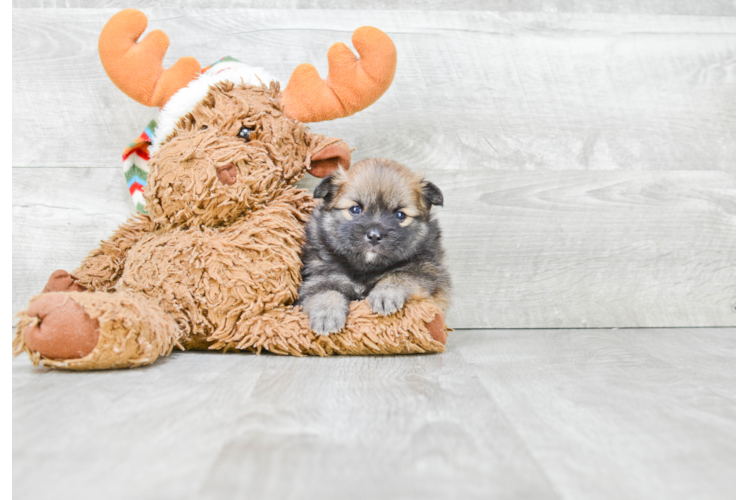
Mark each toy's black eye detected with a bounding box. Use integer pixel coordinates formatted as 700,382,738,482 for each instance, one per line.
349,206,362,215
200,125,208,130
238,126,255,141
394,211,406,221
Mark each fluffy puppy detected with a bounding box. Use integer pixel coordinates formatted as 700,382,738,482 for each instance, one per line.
298,158,450,335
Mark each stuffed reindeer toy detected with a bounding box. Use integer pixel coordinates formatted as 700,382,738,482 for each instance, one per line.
13,9,448,370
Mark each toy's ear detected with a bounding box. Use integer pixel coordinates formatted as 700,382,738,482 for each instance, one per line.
309,144,351,178
421,181,443,209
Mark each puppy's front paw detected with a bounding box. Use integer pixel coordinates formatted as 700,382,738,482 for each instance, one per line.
368,284,409,316
303,291,350,336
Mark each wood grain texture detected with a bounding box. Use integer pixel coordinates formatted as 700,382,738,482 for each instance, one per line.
196,353,558,500
437,169,736,328
12,328,735,500
12,9,735,173
459,328,736,500
11,7,736,328
12,167,735,328
11,346,561,500
12,168,134,317
11,1,738,15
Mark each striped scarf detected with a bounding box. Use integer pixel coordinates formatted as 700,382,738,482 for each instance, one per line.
122,119,156,214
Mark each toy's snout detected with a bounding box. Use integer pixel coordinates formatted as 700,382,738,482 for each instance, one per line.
216,163,238,185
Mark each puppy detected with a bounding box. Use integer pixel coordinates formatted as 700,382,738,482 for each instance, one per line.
298,158,450,335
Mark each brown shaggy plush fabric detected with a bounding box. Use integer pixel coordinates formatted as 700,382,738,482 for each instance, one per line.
13,82,448,370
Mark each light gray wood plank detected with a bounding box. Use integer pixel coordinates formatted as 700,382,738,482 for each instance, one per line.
12,9,735,172
437,168,735,328
196,353,560,500
458,328,735,500
12,167,134,316
11,8,736,329
12,341,561,500
11,1,737,15
12,167,735,328
12,352,272,500
12,328,735,500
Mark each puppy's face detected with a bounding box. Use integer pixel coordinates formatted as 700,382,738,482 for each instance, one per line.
313,158,443,270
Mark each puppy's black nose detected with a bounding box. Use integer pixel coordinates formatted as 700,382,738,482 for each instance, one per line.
366,228,383,245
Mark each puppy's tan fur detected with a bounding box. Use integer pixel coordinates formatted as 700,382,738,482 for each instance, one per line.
298,158,450,335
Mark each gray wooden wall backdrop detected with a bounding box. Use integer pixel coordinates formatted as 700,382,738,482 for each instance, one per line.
12,2,735,329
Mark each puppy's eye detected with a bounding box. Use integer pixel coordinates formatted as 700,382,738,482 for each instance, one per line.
394,211,407,221
238,126,255,141
349,206,362,215
200,125,208,130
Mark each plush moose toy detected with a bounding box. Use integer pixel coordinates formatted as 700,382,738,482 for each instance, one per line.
13,10,448,370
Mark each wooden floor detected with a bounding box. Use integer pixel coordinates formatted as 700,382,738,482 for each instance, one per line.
13,328,735,500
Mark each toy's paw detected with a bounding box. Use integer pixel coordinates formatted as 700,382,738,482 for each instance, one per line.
368,283,409,316
23,294,99,360
303,291,350,336
425,312,447,345
42,270,86,293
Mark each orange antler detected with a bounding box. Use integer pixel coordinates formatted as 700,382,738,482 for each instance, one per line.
282,27,397,123
98,9,201,108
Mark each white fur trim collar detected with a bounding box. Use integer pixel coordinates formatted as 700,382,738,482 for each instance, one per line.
151,62,275,151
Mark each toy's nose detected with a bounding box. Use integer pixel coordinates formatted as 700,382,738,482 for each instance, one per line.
216,163,237,185
365,228,383,245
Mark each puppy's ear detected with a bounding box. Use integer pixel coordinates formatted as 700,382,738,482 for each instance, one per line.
421,181,444,209
313,171,344,203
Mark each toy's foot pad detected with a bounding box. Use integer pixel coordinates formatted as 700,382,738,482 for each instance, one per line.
42,270,86,293
425,312,447,345
24,294,99,360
